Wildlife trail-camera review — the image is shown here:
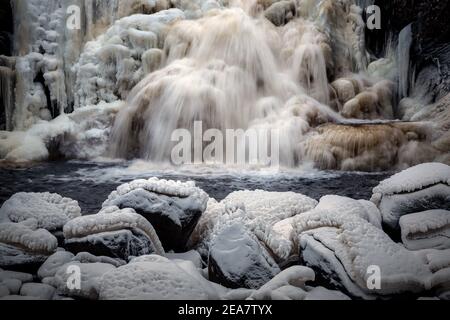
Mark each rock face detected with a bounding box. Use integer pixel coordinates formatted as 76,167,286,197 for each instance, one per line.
103,178,209,252
63,206,164,261
208,223,280,290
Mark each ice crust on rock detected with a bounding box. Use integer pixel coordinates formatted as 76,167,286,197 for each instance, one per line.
37,251,75,280
103,178,209,251
99,255,226,300
400,210,450,250
0,221,58,253
0,192,81,231
20,283,56,300
371,163,450,229
190,190,317,259
373,163,450,195
296,206,450,297
63,206,164,255
43,261,116,300
208,223,281,289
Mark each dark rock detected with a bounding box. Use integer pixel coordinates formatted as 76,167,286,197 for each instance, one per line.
65,228,156,261
208,224,280,289
104,188,206,252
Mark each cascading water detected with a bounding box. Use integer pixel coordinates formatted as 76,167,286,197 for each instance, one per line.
0,0,448,170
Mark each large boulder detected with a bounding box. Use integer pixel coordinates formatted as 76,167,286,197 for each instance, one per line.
371,163,450,230
295,201,450,299
63,206,164,260
208,223,280,289
98,255,226,300
189,190,317,262
0,220,58,272
399,210,450,250
103,178,209,252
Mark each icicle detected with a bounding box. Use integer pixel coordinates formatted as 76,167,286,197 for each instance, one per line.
398,24,413,100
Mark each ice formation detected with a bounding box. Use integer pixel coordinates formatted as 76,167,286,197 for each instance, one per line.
400,210,450,251
0,192,81,231
103,177,209,251
208,223,281,289
189,190,317,259
63,206,165,256
0,221,58,254
98,254,226,300
371,163,450,229
0,0,448,169
295,205,450,297
43,261,116,300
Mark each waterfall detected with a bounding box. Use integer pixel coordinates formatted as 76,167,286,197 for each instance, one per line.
0,57,16,131
398,24,413,100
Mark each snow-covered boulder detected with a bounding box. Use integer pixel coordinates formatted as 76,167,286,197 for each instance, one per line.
189,190,317,260
296,206,450,298
264,1,296,26
37,251,75,280
20,283,56,300
223,266,350,300
0,220,58,271
1,279,22,295
0,192,81,232
265,195,381,264
98,255,226,300
103,178,209,251
371,163,450,230
400,210,450,250
43,261,116,300
63,206,164,260
208,223,280,289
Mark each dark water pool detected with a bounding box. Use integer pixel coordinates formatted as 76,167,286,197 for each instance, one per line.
0,160,392,214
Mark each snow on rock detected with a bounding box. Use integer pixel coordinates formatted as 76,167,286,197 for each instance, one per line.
0,221,58,253
265,195,381,264
371,163,450,229
98,255,226,300
103,178,209,251
1,279,22,295
190,190,317,260
400,210,450,250
208,223,280,289
72,252,126,268
0,271,33,283
0,285,10,298
295,207,450,298
20,283,56,300
166,250,204,269
43,262,116,300
63,206,164,260
0,192,81,231
37,251,75,280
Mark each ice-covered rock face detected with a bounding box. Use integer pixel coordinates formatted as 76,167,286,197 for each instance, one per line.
43,261,116,300
103,177,209,251
63,206,164,260
208,223,281,289
295,205,450,298
371,163,450,229
98,255,226,300
189,190,317,261
0,192,81,232
400,210,450,251
0,220,58,271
